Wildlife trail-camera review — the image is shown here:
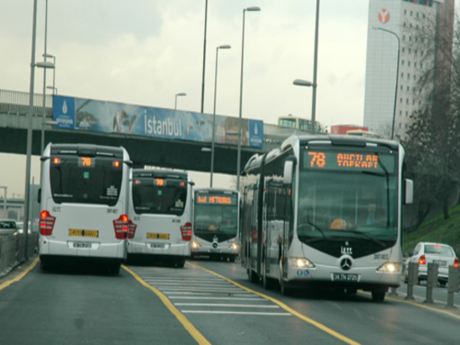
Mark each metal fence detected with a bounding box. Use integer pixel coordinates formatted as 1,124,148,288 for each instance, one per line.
0,232,38,277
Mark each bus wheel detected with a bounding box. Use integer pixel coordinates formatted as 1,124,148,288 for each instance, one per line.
174,259,185,268
108,263,121,275
280,280,292,296
371,290,386,302
229,256,236,263
40,257,49,272
247,268,259,283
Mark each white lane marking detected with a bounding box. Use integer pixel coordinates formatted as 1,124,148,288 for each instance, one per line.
169,297,264,301
160,287,243,293
174,303,279,308
145,279,227,284
164,291,252,296
149,282,231,287
181,310,291,316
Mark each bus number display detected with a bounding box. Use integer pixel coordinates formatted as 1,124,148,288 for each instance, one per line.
306,151,382,171
196,195,234,205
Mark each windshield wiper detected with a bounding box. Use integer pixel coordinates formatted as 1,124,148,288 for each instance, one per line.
299,219,328,242
340,230,387,248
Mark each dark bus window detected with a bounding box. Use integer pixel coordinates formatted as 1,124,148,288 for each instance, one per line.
50,156,123,206
132,178,187,216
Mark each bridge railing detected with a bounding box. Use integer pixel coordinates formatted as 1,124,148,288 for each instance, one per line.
0,89,52,117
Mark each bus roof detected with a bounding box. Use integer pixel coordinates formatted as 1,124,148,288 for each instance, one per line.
48,143,125,158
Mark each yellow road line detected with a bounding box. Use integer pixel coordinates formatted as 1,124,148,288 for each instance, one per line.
122,265,211,345
191,263,360,345
0,257,39,291
387,296,460,321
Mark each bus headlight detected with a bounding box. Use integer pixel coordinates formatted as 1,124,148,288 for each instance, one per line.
191,241,200,249
377,262,401,273
230,242,239,251
289,257,315,268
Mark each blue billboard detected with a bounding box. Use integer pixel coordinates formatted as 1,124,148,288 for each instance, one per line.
52,95,264,148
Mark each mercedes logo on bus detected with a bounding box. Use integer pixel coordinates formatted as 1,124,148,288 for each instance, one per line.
340,257,352,271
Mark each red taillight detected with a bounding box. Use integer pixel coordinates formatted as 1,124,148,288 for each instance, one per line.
180,222,192,241
418,255,427,265
454,258,459,269
113,214,133,240
39,210,55,236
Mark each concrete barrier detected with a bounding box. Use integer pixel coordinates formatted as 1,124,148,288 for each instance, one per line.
0,232,38,277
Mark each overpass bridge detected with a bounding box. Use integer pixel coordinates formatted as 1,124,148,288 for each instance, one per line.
0,89,309,174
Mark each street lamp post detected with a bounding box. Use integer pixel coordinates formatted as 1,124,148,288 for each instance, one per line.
40,0,49,155
38,58,55,153
174,92,187,110
210,44,231,188
236,6,260,191
23,0,39,261
200,0,208,114
311,0,320,125
375,27,400,140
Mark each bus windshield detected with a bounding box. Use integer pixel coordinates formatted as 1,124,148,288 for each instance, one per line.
50,155,123,206
132,177,187,216
297,149,398,244
194,195,238,241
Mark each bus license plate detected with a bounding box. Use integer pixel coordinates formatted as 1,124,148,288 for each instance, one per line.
72,241,92,249
150,243,166,249
68,229,99,238
146,232,170,240
332,273,359,282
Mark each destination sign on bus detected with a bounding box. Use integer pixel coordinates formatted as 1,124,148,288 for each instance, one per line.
196,195,236,205
303,149,395,173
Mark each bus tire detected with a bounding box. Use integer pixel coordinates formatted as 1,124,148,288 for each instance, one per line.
371,290,386,302
108,263,121,275
247,268,259,283
40,257,49,272
280,280,292,296
174,258,185,268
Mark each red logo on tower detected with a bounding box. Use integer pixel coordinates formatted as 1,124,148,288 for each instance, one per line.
378,8,390,24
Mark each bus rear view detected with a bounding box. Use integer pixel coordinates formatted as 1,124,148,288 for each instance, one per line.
39,144,132,274
127,169,192,268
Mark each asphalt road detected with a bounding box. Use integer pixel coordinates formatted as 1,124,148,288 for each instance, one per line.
1,259,459,345
193,260,460,345
0,262,196,345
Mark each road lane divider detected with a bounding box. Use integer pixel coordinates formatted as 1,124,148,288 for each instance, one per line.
191,263,360,345
122,265,211,345
0,257,38,292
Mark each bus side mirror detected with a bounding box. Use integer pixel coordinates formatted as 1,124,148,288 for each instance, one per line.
283,161,294,185
37,188,41,204
404,179,413,205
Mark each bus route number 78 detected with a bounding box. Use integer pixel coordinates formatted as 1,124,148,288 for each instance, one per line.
308,152,326,168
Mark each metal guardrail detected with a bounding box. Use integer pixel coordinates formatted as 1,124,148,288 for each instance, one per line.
0,232,38,277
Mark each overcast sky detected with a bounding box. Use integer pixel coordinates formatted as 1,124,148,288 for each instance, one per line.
1,0,372,195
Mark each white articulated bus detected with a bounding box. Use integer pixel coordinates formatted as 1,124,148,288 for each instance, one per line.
191,189,240,262
39,143,133,274
241,135,413,302
127,169,193,268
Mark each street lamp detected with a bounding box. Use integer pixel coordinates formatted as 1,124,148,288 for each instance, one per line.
210,44,231,188
374,27,400,140
311,0,321,125
293,79,314,129
36,59,55,154
174,92,187,110
23,0,39,261
236,6,261,191
44,53,56,94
